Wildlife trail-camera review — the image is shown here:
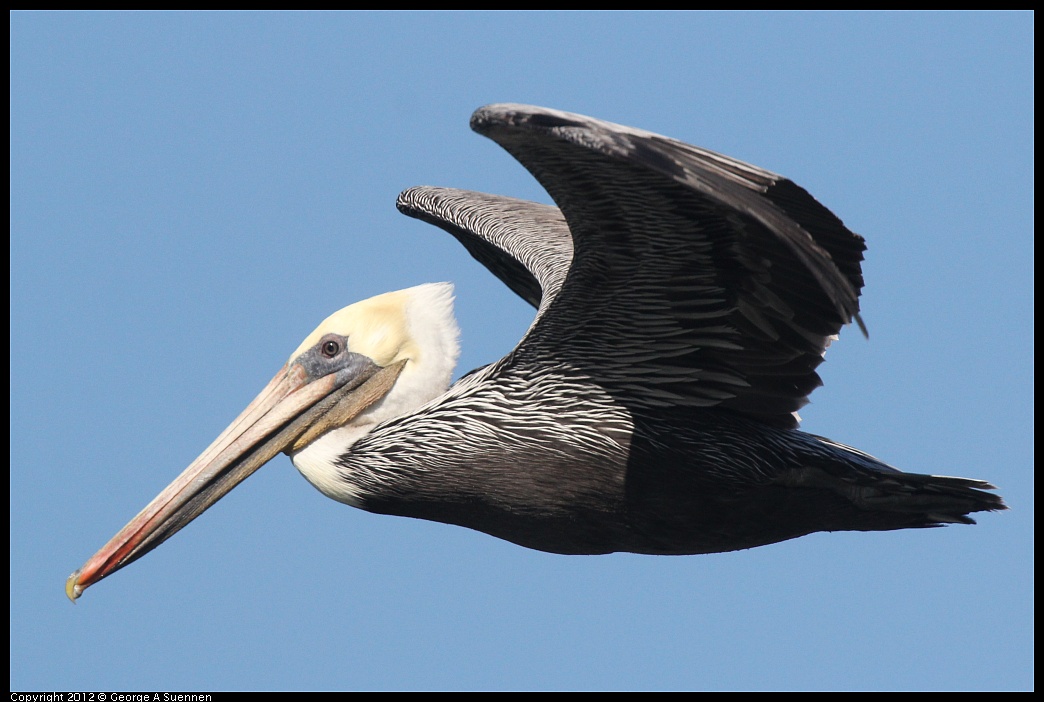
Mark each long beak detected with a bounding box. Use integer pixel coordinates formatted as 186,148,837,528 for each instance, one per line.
66,358,405,601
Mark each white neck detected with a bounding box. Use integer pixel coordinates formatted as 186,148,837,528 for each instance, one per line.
289,282,460,505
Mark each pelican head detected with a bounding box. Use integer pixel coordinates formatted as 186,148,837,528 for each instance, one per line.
66,282,459,600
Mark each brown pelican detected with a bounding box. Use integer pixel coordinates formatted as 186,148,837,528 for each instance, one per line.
66,104,1005,601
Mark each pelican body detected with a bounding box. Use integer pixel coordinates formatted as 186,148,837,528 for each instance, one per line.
67,104,1004,600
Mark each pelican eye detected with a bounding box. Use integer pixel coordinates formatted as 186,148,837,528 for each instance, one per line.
320,338,343,358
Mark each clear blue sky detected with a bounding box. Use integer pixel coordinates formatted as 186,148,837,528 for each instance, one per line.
11,11,1032,691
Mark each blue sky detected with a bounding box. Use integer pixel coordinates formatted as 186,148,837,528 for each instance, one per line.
11,11,1032,691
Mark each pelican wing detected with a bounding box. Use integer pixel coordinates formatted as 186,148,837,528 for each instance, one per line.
463,104,867,429
396,187,572,315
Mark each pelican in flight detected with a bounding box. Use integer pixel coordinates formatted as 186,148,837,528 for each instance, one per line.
67,104,1005,601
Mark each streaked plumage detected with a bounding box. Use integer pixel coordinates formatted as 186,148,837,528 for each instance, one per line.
67,104,1004,599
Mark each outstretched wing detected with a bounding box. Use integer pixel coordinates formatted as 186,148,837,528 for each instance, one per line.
396,187,572,318
403,104,867,429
